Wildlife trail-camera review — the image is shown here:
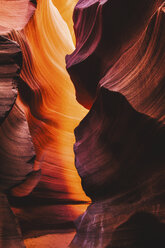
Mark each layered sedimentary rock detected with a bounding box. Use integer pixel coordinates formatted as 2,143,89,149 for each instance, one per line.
0,36,21,125
67,1,165,247
99,6,165,122
74,88,165,201
70,88,165,247
1,0,165,247
0,38,39,246
0,0,36,35
0,98,40,247
0,103,36,192
0,2,40,246
6,0,89,238
52,0,78,41
66,0,164,109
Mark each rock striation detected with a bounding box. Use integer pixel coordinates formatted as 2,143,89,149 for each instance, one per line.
0,36,21,125
67,1,165,247
0,0,36,35
0,37,38,247
66,0,164,109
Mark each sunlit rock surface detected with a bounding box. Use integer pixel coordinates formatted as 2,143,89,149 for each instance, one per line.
52,0,78,41
6,0,89,239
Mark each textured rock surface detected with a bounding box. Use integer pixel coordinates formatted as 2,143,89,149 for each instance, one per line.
9,1,88,203
0,36,22,125
106,212,165,248
0,193,25,248
0,0,36,35
0,31,40,247
66,0,164,109
74,87,165,201
1,0,165,247
6,0,89,239
67,1,165,247
70,87,165,247
0,35,37,244
99,6,165,122
0,103,36,192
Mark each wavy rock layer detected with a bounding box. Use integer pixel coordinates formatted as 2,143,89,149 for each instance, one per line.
0,103,36,192
67,1,165,248
74,88,165,201
0,63,38,246
0,0,35,35
6,0,89,238
1,0,164,247
70,87,165,247
66,0,164,109
52,0,77,41
20,0,88,202
0,31,39,245
0,36,21,125
100,6,165,122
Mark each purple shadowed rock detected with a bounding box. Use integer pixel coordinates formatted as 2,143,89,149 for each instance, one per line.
70,87,165,247
0,36,22,125
67,4,165,246
0,102,41,247
66,0,164,109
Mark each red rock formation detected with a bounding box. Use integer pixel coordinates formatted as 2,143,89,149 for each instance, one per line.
0,37,39,247
6,0,89,239
0,193,25,248
0,36,21,125
67,1,165,247
0,0,35,35
0,0,165,247
66,0,164,109
99,6,165,121
70,87,165,247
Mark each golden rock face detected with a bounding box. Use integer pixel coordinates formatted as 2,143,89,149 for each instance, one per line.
0,0,89,245
12,0,89,203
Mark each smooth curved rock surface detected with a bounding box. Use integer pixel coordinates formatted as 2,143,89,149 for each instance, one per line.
70,87,165,247
52,0,78,41
6,0,89,238
1,0,164,246
8,0,89,203
74,87,165,200
99,5,165,122
66,0,164,108
67,2,165,247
